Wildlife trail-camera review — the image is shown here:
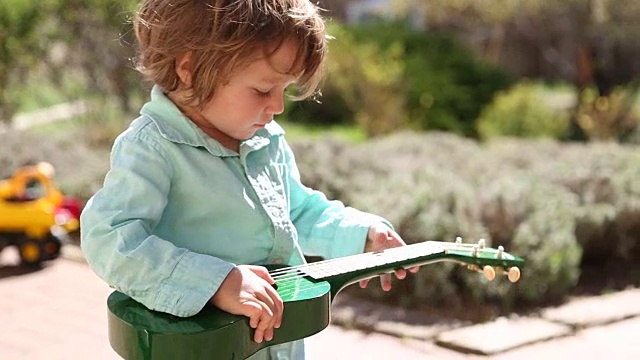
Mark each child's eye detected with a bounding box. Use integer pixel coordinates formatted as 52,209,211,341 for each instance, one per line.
254,89,271,98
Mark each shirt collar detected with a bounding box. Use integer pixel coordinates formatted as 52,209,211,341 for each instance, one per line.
140,85,285,156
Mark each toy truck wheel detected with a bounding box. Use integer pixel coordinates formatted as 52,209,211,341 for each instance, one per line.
19,240,44,265
42,235,62,261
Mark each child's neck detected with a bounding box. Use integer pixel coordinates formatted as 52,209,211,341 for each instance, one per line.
193,120,240,152
168,91,240,152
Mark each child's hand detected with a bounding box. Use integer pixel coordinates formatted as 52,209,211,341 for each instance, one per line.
360,223,420,291
211,265,283,343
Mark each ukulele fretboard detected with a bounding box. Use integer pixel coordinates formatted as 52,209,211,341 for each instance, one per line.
300,241,447,280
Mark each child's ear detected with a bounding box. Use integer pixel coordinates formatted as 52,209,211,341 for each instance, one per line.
176,52,194,87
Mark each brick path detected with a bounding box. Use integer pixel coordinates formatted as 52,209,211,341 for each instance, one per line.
1,246,638,359
0,249,114,360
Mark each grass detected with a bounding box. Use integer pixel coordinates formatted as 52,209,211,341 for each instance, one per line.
277,118,366,143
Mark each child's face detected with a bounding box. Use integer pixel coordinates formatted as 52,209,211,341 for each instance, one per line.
183,40,300,150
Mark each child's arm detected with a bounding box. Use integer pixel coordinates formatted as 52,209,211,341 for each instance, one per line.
281,140,389,259
81,133,234,317
281,140,417,290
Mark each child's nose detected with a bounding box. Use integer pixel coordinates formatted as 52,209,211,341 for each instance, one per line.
267,92,285,115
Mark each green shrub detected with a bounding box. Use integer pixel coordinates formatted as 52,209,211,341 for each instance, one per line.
347,22,513,136
477,81,571,140
284,22,408,137
477,177,581,306
575,86,640,142
285,21,513,138
484,139,640,262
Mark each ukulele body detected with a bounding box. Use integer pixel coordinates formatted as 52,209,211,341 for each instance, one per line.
107,269,331,360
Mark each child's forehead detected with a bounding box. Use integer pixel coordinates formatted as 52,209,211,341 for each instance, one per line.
240,61,298,87
258,71,299,85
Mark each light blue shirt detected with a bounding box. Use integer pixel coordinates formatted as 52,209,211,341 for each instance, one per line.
80,86,389,360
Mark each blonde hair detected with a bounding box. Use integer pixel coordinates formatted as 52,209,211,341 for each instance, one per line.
134,0,327,107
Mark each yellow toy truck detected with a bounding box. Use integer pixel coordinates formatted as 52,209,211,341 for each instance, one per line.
0,162,82,265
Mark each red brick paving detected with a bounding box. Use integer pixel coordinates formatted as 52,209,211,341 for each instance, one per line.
0,249,116,359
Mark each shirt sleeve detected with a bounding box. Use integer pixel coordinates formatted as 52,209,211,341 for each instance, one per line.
80,131,234,317
283,140,392,260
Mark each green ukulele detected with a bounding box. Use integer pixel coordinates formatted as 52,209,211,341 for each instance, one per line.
107,238,524,360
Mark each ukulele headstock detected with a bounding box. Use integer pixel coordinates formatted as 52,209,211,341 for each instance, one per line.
444,237,525,283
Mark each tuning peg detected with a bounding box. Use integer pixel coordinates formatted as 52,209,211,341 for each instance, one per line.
507,267,521,283
478,238,486,249
496,245,504,259
483,265,496,281
455,236,463,245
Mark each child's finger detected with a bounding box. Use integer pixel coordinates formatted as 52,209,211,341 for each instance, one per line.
258,286,282,331
243,301,263,329
394,268,407,280
386,229,405,245
359,278,370,288
409,266,420,274
253,303,274,343
264,327,275,342
254,327,265,343
379,273,392,291
267,286,284,329
248,265,276,284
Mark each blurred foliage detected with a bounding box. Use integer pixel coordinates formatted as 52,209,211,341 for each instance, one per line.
4,0,639,143
0,0,49,122
50,0,142,112
575,86,640,142
413,0,640,142
0,0,141,124
477,81,571,140
349,22,513,137
323,23,407,137
285,21,408,138
286,21,512,138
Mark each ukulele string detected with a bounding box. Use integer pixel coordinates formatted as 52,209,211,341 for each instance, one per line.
267,250,377,277
267,246,409,279
268,251,385,281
